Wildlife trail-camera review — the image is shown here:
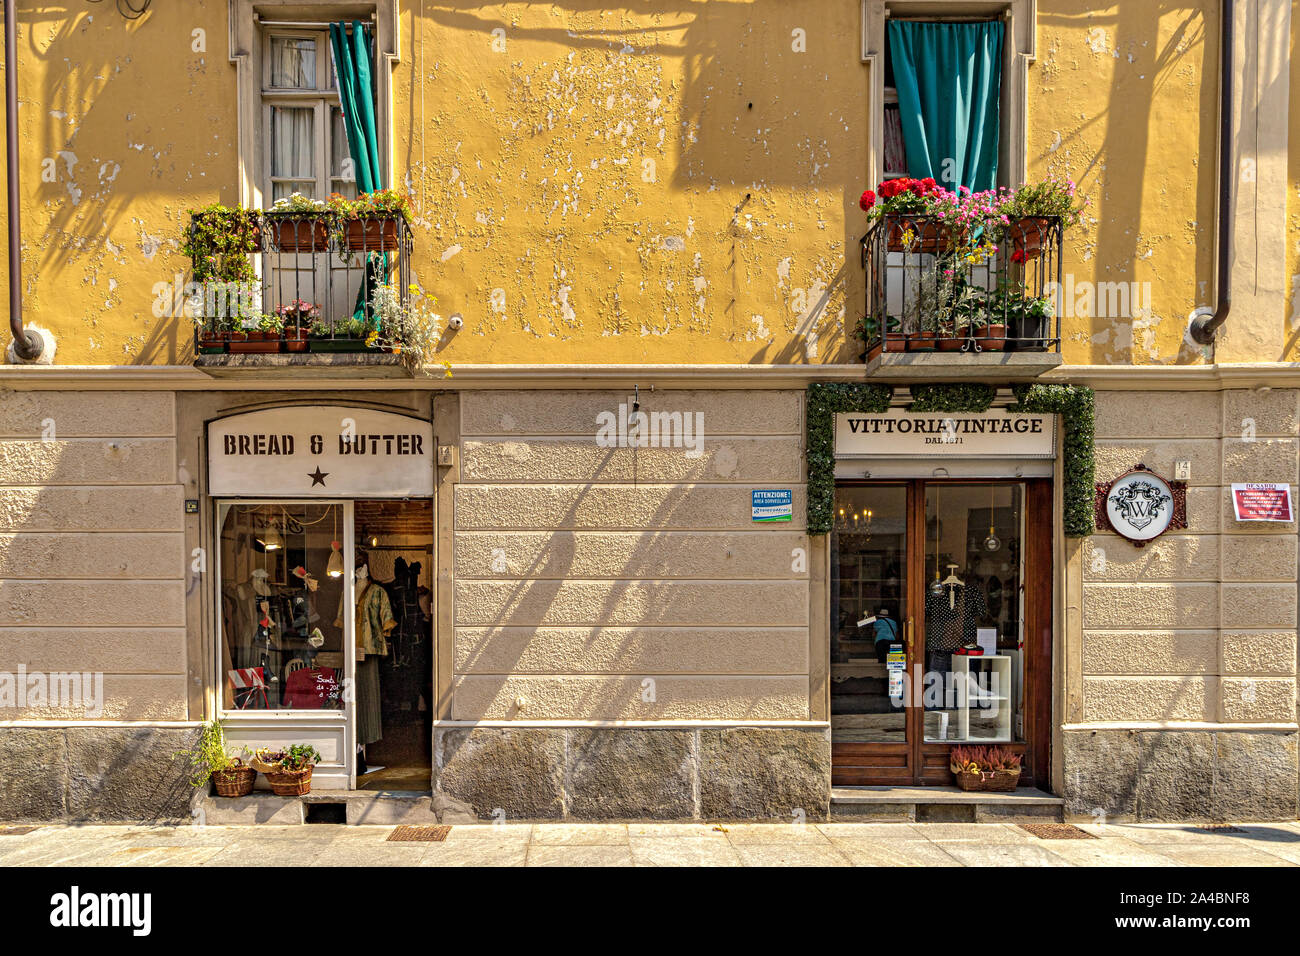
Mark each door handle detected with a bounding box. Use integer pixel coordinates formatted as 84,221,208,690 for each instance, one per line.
905,617,914,649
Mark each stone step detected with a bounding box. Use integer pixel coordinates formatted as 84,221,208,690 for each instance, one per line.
830,786,1065,823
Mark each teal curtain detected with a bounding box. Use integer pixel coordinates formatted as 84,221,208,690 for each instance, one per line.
331,21,382,192
330,20,385,322
887,20,1003,193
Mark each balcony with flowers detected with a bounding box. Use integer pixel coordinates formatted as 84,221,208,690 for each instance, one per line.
857,175,1081,380
183,190,442,376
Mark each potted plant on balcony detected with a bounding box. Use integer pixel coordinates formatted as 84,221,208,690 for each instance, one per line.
228,314,282,353
265,193,330,252
996,288,1054,351
193,314,228,354
256,744,321,796
308,316,370,352
277,300,319,353
999,174,1082,259
175,720,256,798
184,204,261,350
862,177,950,253
328,189,411,252
368,282,444,370
950,744,1022,792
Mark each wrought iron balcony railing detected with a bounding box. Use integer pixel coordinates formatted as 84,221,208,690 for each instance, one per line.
188,211,413,357
859,213,1063,360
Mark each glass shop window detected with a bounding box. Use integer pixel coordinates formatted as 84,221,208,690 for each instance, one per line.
218,502,347,711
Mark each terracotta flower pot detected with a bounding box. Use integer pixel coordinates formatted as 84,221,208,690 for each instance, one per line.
937,335,966,352
229,330,281,354
343,217,400,252
982,322,1007,351
885,217,949,254
1008,216,1052,260
267,216,329,252
283,327,310,353
907,330,937,352
197,331,226,354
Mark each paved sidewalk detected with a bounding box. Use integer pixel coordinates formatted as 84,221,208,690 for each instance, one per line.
2,821,1299,866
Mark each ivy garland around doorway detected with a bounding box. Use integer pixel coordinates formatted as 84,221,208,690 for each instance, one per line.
806,382,894,534
1009,383,1096,536
804,381,1096,537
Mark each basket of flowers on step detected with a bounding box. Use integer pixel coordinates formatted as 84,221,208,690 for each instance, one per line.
950,745,1022,792
257,744,322,796
212,758,258,798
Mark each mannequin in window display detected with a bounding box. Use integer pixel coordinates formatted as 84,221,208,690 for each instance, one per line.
924,558,990,676
342,554,395,773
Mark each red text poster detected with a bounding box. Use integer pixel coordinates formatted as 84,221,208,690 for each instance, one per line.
1231,483,1294,522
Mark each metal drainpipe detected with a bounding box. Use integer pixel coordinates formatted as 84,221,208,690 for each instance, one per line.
4,0,42,361
1189,0,1234,346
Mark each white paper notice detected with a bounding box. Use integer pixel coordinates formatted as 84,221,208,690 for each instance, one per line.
976,627,997,657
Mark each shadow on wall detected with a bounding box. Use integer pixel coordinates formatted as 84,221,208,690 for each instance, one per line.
13,2,228,366
411,1,867,362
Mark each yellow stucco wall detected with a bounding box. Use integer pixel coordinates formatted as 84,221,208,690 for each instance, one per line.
1287,0,1300,360
0,1,1284,367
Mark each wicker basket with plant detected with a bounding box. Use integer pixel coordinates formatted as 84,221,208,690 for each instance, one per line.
260,744,322,796
175,720,256,798
949,745,1023,792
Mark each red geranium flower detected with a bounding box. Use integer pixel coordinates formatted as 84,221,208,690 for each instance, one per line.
1011,249,1027,264
859,189,876,212
878,178,910,199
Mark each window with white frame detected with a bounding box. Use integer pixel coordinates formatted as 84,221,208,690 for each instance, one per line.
261,29,359,202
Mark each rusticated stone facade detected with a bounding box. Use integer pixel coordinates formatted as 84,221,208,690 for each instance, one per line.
1065,387,1300,821
435,726,832,821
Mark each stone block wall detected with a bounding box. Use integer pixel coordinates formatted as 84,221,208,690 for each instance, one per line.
439,389,826,817
1070,388,1299,820
450,389,812,721
0,391,188,720
435,725,831,821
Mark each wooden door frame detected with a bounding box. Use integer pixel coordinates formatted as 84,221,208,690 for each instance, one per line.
831,477,1053,789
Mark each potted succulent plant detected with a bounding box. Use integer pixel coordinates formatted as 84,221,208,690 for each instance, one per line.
950,744,1022,792
175,720,256,798
254,744,322,796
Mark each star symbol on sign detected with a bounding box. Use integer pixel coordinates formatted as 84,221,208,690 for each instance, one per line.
308,466,329,487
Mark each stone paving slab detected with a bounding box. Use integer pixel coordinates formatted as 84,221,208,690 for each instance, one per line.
1,820,1297,866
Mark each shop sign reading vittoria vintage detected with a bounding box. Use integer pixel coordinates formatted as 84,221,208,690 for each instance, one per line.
208,405,434,497
834,410,1055,459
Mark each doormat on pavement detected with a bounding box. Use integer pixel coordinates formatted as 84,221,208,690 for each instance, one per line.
1018,823,1096,840
387,825,451,842
0,826,39,836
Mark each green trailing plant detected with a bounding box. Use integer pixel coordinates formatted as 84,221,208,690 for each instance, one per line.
806,381,1096,538
806,382,894,534
183,204,260,283
907,383,997,413
1010,383,1096,537
174,720,237,788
